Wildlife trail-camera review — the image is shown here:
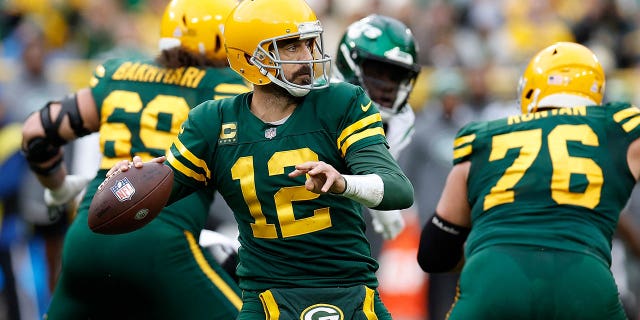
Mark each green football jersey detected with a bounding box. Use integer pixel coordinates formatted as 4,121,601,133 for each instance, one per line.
168,82,387,290
453,102,640,266
91,57,249,169
88,57,250,231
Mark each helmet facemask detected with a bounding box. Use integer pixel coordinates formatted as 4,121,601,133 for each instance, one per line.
334,14,420,121
250,22,331,97
359,58,419,119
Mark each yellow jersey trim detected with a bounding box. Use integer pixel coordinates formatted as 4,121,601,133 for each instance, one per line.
184,231,242,310
613,107,640,122
340,127,386,157
173,139,211,179
337,114,383,151
167,152,207,183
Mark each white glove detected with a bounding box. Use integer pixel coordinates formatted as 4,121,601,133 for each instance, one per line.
199,229,240,265
44,175,91,207
369,209,405,240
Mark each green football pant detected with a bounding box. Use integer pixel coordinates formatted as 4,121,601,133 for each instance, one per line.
447,245,626,320
238,285,392,320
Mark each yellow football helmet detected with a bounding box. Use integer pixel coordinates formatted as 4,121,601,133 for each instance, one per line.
159,0,238,61
518,42,605,114
224,0,331,96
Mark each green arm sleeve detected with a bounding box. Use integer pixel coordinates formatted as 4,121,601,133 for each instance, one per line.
345,143,414,210
165,167,198,206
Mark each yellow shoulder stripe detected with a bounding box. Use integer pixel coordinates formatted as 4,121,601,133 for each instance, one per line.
340,127,386,157
613,107,640,133
172,138,211,179
453,134,476,148
166,152,207,183
622,117,640,133
453,145,472,160
613,107,640,122
453,134,475,160
337,113,383,150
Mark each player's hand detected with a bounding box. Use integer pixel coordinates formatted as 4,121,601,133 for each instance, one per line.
369,209,405,240
289,161,346,194
44,174,91,207
106,155,166,177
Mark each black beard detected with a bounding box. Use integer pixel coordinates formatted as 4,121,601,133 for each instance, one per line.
262,82,306,104
291,65,313,84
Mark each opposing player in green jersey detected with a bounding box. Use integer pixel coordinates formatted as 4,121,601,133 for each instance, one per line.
417,42,633,319
21,0,249,318
111,0,414,319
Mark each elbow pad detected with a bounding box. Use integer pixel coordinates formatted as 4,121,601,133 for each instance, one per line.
417,212,470,273
23,94,91,175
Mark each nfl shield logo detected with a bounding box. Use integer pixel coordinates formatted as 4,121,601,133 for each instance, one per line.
265,127,277,139
111,177,136,202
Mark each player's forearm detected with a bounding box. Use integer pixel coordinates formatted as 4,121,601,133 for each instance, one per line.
374,171,413,210
36,164,68,190
166,175,198,206
345,143,414,210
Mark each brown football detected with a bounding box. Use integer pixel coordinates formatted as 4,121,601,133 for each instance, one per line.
88,162,173,234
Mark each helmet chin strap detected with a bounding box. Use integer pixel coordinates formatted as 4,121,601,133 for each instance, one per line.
265,72,310,97
254,62,311,97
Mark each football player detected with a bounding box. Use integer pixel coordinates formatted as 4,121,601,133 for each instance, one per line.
109,0,414,319
21,0,249,318
333,14,421,242
418,42,630,319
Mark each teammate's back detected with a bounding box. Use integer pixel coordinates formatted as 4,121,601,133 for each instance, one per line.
456,102,640,265
417,42,631,319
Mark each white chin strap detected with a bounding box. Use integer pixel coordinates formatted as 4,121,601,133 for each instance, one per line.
266,72,310,97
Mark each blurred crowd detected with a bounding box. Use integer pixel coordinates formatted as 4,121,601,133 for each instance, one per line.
1,0,640,319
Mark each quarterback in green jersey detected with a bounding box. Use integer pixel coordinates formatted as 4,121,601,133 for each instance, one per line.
21,0,249,318
418,42,633,319
112,0,414,319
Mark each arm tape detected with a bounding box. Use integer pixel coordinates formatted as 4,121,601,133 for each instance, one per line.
417,212,470,273
39,101,66,146
60,93,92,138
338,174,384,207
38,94,91,146
23,94,92,175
